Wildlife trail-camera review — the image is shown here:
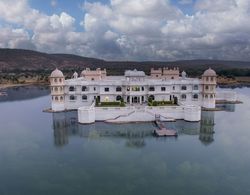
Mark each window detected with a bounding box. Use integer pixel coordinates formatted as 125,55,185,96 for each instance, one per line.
60,96,63,101
55,96,58,101
105,87,109,92
193,94,198,99
116,86,122,92
206,77,209,81
205,85,209,90
141,87,144,91
210,94,214,98
55,87,58,92
211,77,214,81
193,85,198,90
54,78,57,82
161,87,166,91
82,86,87,91
70,95,76,100
116,95,122,101
171,77,174,79
181,86,187,90
82,95,87,101
149,86,155,91
69,86,75,91
181,94,186,99
173,86,175,90
94,87,96,91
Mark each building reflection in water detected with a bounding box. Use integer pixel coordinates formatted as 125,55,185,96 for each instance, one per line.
199,111,215,145
52,104,235,147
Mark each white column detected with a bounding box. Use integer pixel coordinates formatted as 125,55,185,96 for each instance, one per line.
140,96,142,104
130,96,132,104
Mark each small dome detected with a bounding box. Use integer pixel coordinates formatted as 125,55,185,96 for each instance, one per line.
50,68,64,77
72,71,78,79
203,68,216,77
181,71,187,78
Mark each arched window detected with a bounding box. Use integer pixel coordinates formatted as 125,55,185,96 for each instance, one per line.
59,78,62,82
148,95,155,101
55,87,58,91
173,86,175,90
181,94,186,99
91,78,94,81
54,78,57,82
149,86,155,91
205,85,209,90
210,94,214,98
181,86,187,90
116,95,122,101
141,86,144,91
193,85,198,90
69,86,75,91
82,95,87,101
55,96,58,101
171,76,174,79
82,86,87,91
70,95,76,100
60,96,63,101
193,94,198,99
116,86,122,92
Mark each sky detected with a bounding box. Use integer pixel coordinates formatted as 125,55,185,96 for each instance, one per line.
0,0,250,61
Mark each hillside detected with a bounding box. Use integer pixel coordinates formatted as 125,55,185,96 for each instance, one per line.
0,48,250,77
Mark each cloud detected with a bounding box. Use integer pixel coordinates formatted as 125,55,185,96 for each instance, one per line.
0,0,250,61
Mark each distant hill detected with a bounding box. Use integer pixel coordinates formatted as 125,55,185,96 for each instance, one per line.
0,48,250,76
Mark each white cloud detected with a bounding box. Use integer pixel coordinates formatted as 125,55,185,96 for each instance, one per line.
0,0,250,61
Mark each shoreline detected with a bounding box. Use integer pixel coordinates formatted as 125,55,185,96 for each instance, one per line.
0,82,49,90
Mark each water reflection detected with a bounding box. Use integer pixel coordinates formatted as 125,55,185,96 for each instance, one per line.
52,107,235,147
199,111,215,145
0,85,49,102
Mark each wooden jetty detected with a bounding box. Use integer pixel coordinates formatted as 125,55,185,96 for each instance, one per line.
153,116,178,137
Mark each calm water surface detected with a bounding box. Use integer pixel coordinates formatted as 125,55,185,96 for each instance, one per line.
0,86,250,195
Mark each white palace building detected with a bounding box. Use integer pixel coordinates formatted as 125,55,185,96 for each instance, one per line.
49,67,237,123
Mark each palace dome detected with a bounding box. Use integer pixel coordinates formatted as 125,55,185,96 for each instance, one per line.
203,68,216,77
50,68,64,77
125,69,145,77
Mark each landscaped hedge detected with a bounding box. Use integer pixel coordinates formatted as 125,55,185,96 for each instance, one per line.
148,100,175,106
96,101,126,107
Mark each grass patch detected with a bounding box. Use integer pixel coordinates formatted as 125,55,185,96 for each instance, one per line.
148,100,176,106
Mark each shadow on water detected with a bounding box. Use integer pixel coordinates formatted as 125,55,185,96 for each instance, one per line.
51,107,236,148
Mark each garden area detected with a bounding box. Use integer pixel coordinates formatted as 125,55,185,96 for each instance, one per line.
147,97,177,106
95,98,126,107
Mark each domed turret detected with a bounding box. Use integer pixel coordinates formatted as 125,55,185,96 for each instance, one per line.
201,68,217,109
202,68,216,77
72,72,78,79
49,68,65,111
181,71,187,78
50,68,64,78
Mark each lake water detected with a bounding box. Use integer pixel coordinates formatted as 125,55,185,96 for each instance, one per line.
0,86,250,195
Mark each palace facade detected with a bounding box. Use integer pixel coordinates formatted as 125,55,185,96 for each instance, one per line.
49,67,217,112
